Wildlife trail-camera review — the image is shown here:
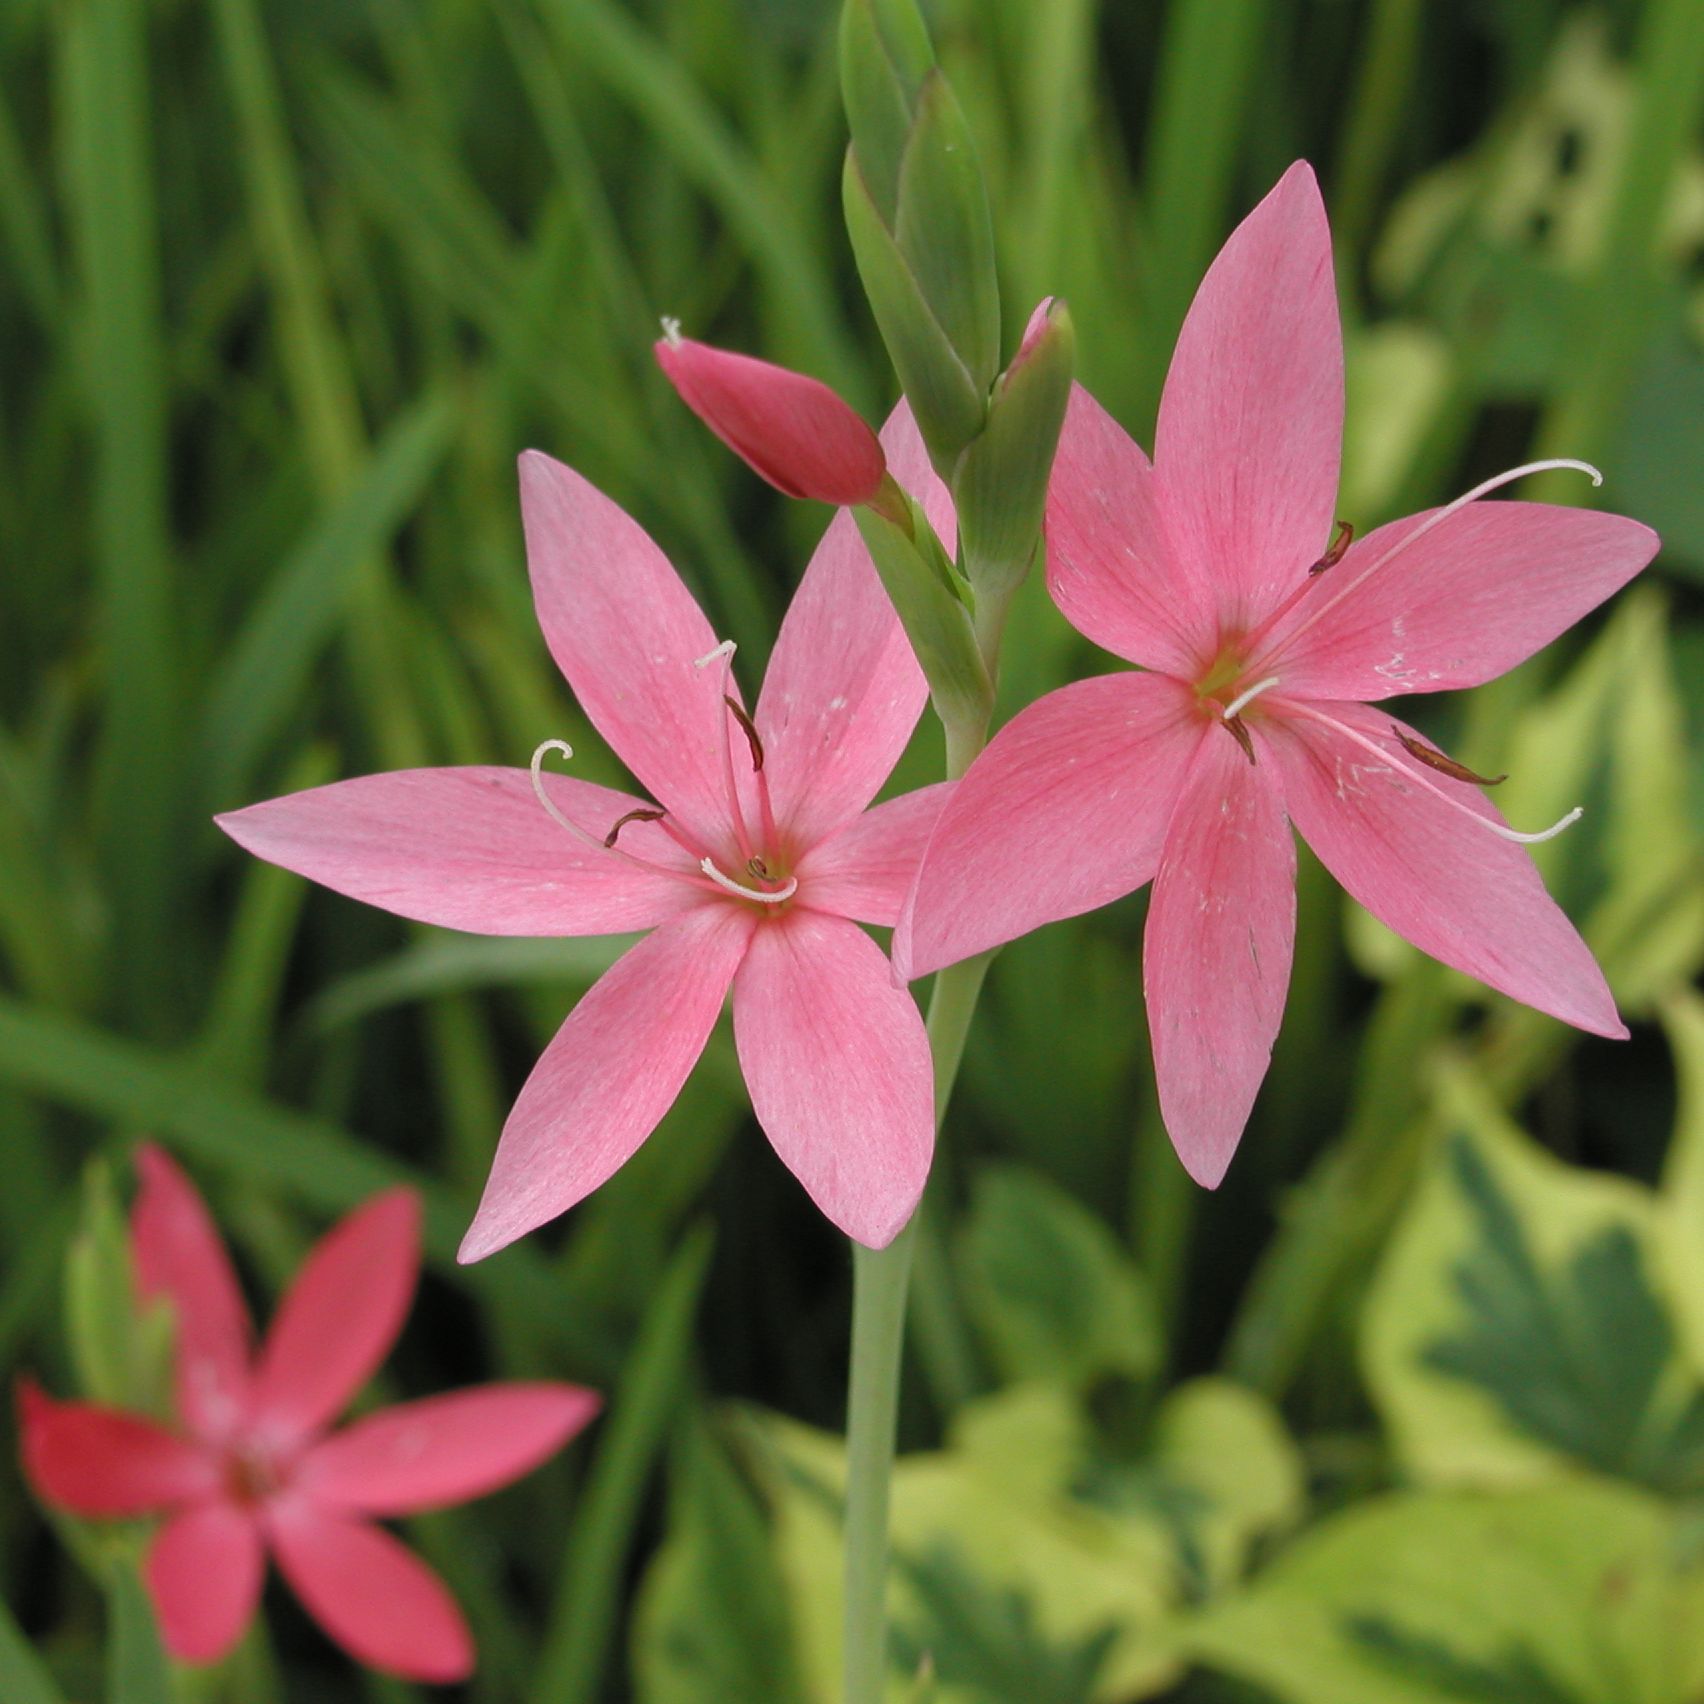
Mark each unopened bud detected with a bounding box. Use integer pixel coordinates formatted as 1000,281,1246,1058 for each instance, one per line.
954,298,1076,608
655,331,886,507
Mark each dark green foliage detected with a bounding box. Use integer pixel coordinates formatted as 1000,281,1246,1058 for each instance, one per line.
891,1547,1118,1704
1422,1136,1704,1492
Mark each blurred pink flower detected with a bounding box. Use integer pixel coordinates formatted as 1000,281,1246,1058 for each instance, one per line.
654,327,888,505
219,407,951,1259
898,161,1658,1188
21,1145,598,1680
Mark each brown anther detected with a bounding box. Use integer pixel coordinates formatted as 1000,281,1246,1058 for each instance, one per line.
747,856,770,879
604,807,667,848
1309,519,1354,574
1223,715,1257,765
1393,728,1507,787
723,695,765,772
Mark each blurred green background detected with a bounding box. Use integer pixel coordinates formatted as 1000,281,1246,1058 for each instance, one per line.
4,0,1704,1699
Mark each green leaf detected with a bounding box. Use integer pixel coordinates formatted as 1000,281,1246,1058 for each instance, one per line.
632,1422,808,1704
0,1588,69,1704
1190,1483,1704,1704
1363,1068,1704,1492
106,1561,174,1704
957,1163,1159,1390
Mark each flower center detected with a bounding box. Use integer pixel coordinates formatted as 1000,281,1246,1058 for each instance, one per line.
223,1446,281,1508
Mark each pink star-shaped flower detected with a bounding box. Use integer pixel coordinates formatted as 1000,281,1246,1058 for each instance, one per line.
20,1146,598,1679
898,161,1658,1187
218,407,950,1258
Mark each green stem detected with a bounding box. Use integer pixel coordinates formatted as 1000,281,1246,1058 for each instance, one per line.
841,948,991,1702
842,683,992,1702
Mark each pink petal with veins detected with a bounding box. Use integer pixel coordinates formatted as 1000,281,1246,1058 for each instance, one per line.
132,1144,253,1442
1144,727,1296,1187
250,1190,421,1445
460,902,756,1262
734,910,932,1248
797,782,952,928
298,1383,600,1516
897,673,1204,980
269,1504,474,1683
758,403,953,848
1258,502,1661,700
17,1382,218,1515
1153,161,1343,631
1046,384,1211,674
217,769,699,937
1268,700,1626,1037
146,1502,265,1665
520,451,737,852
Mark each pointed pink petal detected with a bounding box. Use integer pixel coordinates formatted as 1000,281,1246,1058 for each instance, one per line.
733,910,932,1247
145,1502,265,1666
1257,502,1661,699
1045,383,1213,673
1153,161,1343,631
1267,700,1625,1036
520,451,738,851
217,767,698,937
131,1145,253,1443
250,1191,421,1445
296,1383,600,1516
1144,728,1296,1187
268,1504,473,1683
796,782,951,927
756,402,955,847
896,672,1205,980
17,1382,218,1515
654,336,886,505
460,902,755,1262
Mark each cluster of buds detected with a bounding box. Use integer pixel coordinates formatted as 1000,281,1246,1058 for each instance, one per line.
655,0,1072,747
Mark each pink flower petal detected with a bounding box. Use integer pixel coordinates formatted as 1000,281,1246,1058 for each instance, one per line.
733,909,932,1247
250,1191,421,1446
757,403,955,848
895,672,1205,981
1256,502,1661,700
654,336,887,505
519,450,740,852
1045,383,1213,674
1267,699,1626,1036
297,1383,600,1516
131,1144,253,1443
145,1502,265,1666
1144,727,1296,1187
795,782,952,927
217,767,697,937
268,1504,473,1683
17,1381,218,1515
1153,161,1343,631
459,902,756,1262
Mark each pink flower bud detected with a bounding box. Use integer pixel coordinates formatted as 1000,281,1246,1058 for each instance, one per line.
655,329,887,506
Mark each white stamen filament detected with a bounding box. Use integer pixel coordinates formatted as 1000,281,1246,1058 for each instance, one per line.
529,740,606,852
693,638,736,669
1221,676,1281,721
1254,459,1603,672
660,315,683,347
1285,705,1584,846
698,856,797,905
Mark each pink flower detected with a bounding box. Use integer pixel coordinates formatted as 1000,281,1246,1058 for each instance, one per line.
20,1145,598,1680
218,407,951,1258
654,326,888,506
898,162,1658,1187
